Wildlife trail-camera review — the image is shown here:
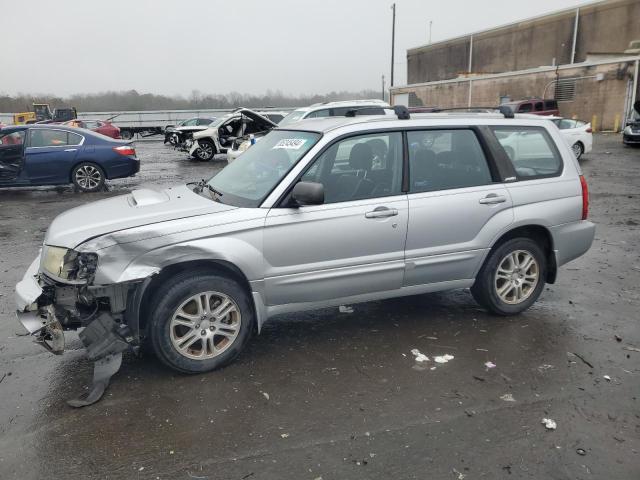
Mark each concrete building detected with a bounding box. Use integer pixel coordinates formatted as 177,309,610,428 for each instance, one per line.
391,0,640,131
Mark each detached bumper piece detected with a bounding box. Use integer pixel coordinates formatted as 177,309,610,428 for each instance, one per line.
67,313,133,408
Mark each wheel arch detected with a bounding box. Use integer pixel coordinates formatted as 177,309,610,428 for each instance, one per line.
133,259,255,337
487,224,557,284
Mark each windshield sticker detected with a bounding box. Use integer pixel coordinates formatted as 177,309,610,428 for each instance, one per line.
273,138,307,150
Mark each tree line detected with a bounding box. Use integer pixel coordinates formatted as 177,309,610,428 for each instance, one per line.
0,89,385,113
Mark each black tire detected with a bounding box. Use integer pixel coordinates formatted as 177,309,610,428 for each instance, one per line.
194,139,215,161
471,238,546,316
71,162,105,192
571,142,584,159
148,272,254,373
120,130,134,140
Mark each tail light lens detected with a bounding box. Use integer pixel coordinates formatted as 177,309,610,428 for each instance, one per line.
113,145,136,157
585,127,592,133
579,175,589,220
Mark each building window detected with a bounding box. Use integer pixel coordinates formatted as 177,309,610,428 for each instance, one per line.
554,79,577,102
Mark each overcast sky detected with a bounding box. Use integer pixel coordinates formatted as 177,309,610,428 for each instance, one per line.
0,0,592,97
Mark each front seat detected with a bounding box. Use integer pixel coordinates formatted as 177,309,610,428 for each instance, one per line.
334,143,375,202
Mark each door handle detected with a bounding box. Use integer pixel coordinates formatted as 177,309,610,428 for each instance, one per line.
64,148,77,152
479,194,507,205
365,206,398,218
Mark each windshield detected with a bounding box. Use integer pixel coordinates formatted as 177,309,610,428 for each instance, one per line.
206,130,321,207
278,109,308,126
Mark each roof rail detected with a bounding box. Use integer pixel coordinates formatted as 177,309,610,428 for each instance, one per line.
429,106,515,119
392,105,410,120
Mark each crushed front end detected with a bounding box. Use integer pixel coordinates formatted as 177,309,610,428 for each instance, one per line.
15,249,139,407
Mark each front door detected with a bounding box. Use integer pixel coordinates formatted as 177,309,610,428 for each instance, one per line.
404,128,514,286
263,131,408,306
24,129,82,184
0,130,26,182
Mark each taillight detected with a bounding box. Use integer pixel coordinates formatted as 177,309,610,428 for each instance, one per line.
113,145,136,157
585,127,592,133
579,175,589,220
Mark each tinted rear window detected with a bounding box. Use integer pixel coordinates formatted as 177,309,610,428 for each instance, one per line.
492,127,562,179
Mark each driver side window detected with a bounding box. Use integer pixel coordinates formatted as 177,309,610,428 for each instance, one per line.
301,132,403,204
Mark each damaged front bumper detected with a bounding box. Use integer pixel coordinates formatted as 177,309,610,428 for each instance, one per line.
15,253,138,407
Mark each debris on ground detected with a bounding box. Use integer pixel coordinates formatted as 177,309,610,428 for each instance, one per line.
472,375,486,382
576,448,587,456
484,361,496,369
623,346,640,353
500,393,516,402
541,418,557,430
434,354,454,364
280,433,289,438
615,335,623,342
603,375,611,381
338,305,354,313
410,349,429,363
568,351,594,369
262,392,270,400
452,468,466,479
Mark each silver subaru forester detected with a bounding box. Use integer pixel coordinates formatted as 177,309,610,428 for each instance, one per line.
15,108,595,406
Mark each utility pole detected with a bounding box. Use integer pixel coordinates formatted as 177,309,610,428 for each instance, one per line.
390,3,396,88
381,74,386,101
428,20,432,44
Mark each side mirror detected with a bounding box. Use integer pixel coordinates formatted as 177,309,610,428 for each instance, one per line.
291,181,324,206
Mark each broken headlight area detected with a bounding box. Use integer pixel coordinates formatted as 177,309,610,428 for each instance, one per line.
41,246,98,283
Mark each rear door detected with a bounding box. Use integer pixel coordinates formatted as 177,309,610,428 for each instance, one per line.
24,129,82,184
0,130,27,182
404,128,513,286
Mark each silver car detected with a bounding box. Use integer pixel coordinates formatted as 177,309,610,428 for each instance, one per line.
15,108,595,406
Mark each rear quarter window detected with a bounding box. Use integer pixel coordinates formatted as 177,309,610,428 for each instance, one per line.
492,127,563,179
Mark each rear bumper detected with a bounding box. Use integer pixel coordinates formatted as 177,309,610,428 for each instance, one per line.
550,220,596,267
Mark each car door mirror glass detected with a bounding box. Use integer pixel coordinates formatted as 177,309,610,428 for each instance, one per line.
291,181,324,206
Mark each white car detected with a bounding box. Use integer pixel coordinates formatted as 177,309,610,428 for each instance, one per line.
551,118,593,159
279,99,390,127
189,109,278,161
228,100,393,162
496,117,592,161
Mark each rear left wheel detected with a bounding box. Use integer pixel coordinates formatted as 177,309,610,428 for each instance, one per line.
72,162,105,192
471,238,546,315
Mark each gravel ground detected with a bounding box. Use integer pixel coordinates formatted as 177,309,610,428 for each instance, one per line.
0,135,638,479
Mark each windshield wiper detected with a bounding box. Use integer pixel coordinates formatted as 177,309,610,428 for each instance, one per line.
188,179,224,202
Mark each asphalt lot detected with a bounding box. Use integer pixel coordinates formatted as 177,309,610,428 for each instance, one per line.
0,135,638,479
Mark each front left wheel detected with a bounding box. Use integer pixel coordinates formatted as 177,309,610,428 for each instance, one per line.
72,162,105,192
148,272,254,373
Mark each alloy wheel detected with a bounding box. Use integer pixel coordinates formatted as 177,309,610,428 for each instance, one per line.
75,165,102,190
198,143,213,160
494,250,539,304
169,291,241,360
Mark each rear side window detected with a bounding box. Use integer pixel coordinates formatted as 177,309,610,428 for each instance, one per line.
408,129,493,193
306,109,331,119
518,103,533,113
492,127,562,179
29,129,68,147
544,100,558,110
535,102,544,112
29,129,83,147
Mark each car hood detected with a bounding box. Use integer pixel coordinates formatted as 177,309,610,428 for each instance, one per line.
44,185,237,249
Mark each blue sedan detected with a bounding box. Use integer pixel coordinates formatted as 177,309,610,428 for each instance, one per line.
0,124,140,192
